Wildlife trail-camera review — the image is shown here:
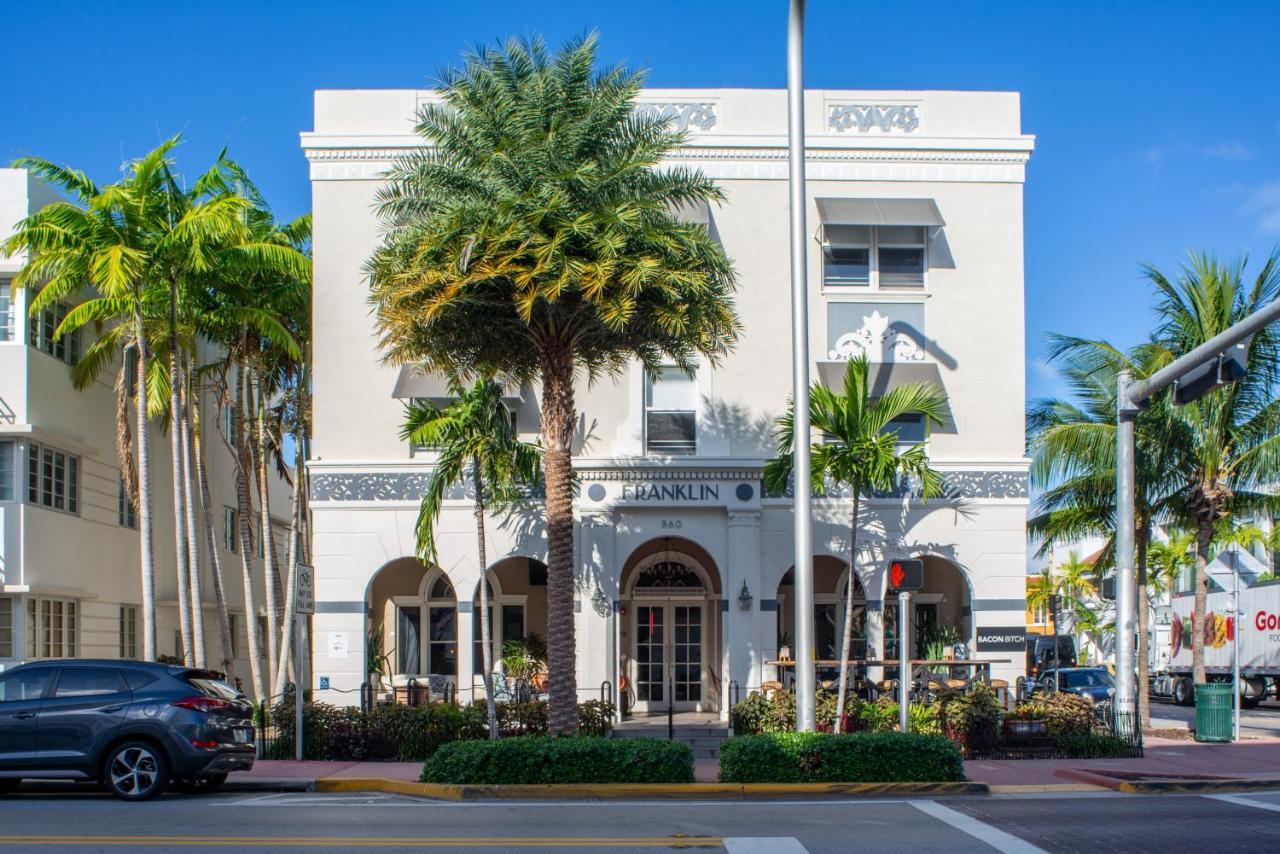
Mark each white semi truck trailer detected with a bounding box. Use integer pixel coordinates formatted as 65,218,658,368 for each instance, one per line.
1151,580,1280,706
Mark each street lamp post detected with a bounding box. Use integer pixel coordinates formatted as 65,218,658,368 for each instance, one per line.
786,0,816,732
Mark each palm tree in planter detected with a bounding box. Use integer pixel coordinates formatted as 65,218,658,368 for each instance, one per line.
402,377,541,739
763,355,948,733
369,34,739,733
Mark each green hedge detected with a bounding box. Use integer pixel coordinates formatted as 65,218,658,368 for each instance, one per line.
718,732,965,783
421,736,694,785
266,699,614,762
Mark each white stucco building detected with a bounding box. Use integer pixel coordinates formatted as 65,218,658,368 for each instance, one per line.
302,88,1034,716
0,169,291,688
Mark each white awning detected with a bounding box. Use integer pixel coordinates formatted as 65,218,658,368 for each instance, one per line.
670,199,712,226
815,198,945,228
816,360,945,398
391,366,525,405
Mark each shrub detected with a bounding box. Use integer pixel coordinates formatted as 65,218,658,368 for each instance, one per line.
730,690,936,735
577,700,616,737
939,683,1003,733
1014,693,1093,736
718,732,965,783
1055,732,1132,758
421,736,693,784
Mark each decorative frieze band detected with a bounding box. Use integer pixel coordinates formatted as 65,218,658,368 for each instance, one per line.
829,104,920,134
311,468,1025,502
775,470,1028,501
634,102,718,132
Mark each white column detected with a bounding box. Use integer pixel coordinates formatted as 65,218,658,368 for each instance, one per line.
726,511,763,718
866,564,886,685
456,603,475,704
576,512,613,705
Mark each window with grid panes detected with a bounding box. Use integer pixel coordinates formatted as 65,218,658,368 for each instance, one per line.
27,596,76,658
28,301,81,365
26,442,79,514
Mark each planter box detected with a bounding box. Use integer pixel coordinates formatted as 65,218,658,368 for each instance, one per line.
1003,719,1048,738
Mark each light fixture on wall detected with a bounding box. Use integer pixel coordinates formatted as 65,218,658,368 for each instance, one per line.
738,581,753,611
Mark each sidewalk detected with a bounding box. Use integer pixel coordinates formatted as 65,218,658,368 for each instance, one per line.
233,737,1280,792
965,736,1280,787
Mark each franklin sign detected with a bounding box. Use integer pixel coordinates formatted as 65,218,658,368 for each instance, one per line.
620,483,721,503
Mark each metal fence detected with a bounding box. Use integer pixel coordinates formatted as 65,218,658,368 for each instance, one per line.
958,708,1144,760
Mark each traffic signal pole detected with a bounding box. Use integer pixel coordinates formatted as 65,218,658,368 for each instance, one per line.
1115,297,1280,728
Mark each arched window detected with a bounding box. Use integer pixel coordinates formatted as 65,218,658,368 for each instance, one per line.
425,573,457,677
635,560,704,590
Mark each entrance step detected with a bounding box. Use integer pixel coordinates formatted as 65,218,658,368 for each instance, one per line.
611,717,732,761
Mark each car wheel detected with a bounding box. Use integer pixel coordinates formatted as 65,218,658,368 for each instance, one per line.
105,741,169,801
1173,678,1194,706
174,773,227,794
0,779,20,796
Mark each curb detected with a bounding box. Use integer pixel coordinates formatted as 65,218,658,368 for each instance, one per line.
221,779,316,794
314,778,988,800
1117,777,1280,794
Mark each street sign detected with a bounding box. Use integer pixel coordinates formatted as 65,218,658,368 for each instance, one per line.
886,559,924,592
296,563,315,615
1173,342,1249,406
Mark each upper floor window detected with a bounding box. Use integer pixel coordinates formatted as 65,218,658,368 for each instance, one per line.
823,226,926,290
118,476,137,529
224,507,238,553
119,605,138,659
0,439,13,501
28,302,81,365
1033,602,1049,625
645,367,697,456
0,287,13,342
27,442,79,515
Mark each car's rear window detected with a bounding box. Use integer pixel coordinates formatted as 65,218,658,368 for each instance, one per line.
185,676,241,700
122,670,159,691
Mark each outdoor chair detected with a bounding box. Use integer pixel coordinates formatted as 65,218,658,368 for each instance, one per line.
426,674,449,703
761,680,783,698
990,678,1010,708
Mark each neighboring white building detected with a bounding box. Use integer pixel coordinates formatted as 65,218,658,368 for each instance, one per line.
0,168,291,691
302,88,1035,716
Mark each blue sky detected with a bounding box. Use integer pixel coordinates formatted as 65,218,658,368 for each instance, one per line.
2,0,1277,403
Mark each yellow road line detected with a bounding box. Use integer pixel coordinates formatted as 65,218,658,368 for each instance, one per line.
0,836,723,849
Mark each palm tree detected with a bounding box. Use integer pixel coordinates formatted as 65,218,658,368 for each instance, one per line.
1147,252,1280,685
1027,569,1057,631
401,378,541,739
368,34,739,733
3,138,250,660
763,356,947,732
1028,336,1191,725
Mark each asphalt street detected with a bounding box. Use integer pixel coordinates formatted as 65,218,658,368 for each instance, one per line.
1149,697,1280,738
3,789,1280,853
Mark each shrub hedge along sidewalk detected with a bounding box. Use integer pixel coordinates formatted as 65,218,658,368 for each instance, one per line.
421,736,695,785
718,732,966,784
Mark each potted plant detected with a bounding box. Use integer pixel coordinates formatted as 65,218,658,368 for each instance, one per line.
1003,705,1048,738
501,634,548,700
777,631,793,662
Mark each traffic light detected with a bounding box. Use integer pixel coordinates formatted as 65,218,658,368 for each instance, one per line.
1172,342,1249,406
886,559,924,592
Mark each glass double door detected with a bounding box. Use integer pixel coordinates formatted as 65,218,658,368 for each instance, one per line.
632,601,705,713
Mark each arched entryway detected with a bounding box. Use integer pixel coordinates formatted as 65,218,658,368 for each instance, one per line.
883,555,972,660
470,557,548,691
776,557,866,683
619,537,723,714
366,558,459,687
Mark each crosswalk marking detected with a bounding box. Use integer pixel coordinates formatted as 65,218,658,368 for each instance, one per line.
723,838,809,853
912,800,1046,854
1204,793,1280,814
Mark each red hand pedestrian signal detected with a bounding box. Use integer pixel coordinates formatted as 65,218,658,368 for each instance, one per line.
886,559,924,592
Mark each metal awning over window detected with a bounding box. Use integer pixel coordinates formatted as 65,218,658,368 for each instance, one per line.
815,198,944,236
815,359,945,399
391,366,524,405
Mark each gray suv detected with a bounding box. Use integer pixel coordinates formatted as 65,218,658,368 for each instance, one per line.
0,659,255,800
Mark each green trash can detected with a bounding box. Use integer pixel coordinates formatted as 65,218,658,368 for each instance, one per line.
1194,682,1233,742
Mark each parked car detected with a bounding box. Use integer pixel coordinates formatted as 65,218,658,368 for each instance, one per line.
1026,634,1077,679
0,659,254,800
1034,667,1115,704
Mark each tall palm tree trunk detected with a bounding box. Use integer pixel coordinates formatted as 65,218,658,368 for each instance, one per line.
134,312,157,661
540,348,578,735
273,427,304,699
473,462,498,739
195,410,236,682
1192,512,1213,685
1136,521,1150,728
235,371,266,701
115,357,137,513
169,295,194,666
181,371,206,667
253,371,281,690
834,491,860,734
